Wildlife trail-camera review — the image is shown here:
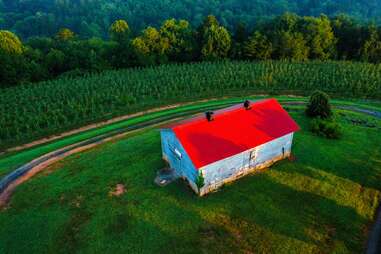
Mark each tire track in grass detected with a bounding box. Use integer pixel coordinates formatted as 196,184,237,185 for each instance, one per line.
0,102,237,205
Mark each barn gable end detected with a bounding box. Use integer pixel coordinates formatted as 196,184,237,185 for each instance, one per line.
160,129,199,192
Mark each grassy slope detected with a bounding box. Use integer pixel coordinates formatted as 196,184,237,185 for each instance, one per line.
1,96,380,179
0,111,380,253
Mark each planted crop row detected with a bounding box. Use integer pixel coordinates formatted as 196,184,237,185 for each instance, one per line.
0,60,380,149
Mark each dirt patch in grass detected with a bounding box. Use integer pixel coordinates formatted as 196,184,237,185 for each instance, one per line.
109,184,126,197
0,143,99,209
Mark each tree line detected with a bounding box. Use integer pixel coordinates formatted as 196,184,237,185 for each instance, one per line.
1,0,380,39
1,13,381,88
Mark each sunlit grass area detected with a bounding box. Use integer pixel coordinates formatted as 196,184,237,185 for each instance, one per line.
0,111,380,253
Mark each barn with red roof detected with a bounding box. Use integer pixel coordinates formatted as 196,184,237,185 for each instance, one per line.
160,98,299,195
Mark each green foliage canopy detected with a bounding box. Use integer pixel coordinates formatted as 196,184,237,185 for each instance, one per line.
244,32,273,60
200,16,232,60
0,30,24,55
109,20,130,42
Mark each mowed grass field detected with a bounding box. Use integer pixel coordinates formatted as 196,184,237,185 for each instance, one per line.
0,109,381,253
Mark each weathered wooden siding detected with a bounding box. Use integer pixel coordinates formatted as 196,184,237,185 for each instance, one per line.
199,133,294,195
161,130,294,196
160,129,198,191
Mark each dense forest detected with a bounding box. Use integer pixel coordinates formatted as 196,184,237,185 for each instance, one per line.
1,12,381,88
1,0,381,39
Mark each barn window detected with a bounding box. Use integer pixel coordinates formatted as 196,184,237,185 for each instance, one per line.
174,148,182,159
169,145,182,160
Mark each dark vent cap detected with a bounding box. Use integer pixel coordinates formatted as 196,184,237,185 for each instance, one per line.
205,111,214,122
244,100,251,110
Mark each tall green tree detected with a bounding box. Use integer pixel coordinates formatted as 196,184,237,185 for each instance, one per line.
131,26,170,65
275,31,309,61
299,15,336,60
230,22,248,59
244,32,273,60
360,26,381,63
109,19,132,68
274,12,300,32
159,19,195,62
332,15,363,60
199,16,231,60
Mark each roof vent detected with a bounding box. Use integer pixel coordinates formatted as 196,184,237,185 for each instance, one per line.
205,111,214,122
244,100,251,110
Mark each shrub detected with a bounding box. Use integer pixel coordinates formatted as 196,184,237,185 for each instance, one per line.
310,118,341,139
195,171,205,190
306,90,332,119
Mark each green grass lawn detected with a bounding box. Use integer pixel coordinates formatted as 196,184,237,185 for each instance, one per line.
0,110,380,254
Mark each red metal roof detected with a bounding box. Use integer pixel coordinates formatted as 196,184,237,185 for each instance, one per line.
167,99,300,169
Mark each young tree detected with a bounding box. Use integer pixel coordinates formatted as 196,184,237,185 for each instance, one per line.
244,31,273,60
306,90,332,119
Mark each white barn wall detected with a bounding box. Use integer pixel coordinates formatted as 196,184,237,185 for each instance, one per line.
160,129,199,192
199,133,294,195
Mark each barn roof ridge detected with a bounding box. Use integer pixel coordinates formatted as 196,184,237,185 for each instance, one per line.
163,98,272,129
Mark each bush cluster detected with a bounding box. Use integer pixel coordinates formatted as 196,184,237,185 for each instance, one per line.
306,90,342,139
305,90,332,119
310,118,342,139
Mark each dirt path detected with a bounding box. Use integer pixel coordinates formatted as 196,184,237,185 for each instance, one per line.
0,100,380,253
2,97,378,156
0,128,147,206
0,95,306,155
1,100,212,155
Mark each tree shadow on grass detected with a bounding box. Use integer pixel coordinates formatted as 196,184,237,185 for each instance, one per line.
292,127,381,191
191,175,368,253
